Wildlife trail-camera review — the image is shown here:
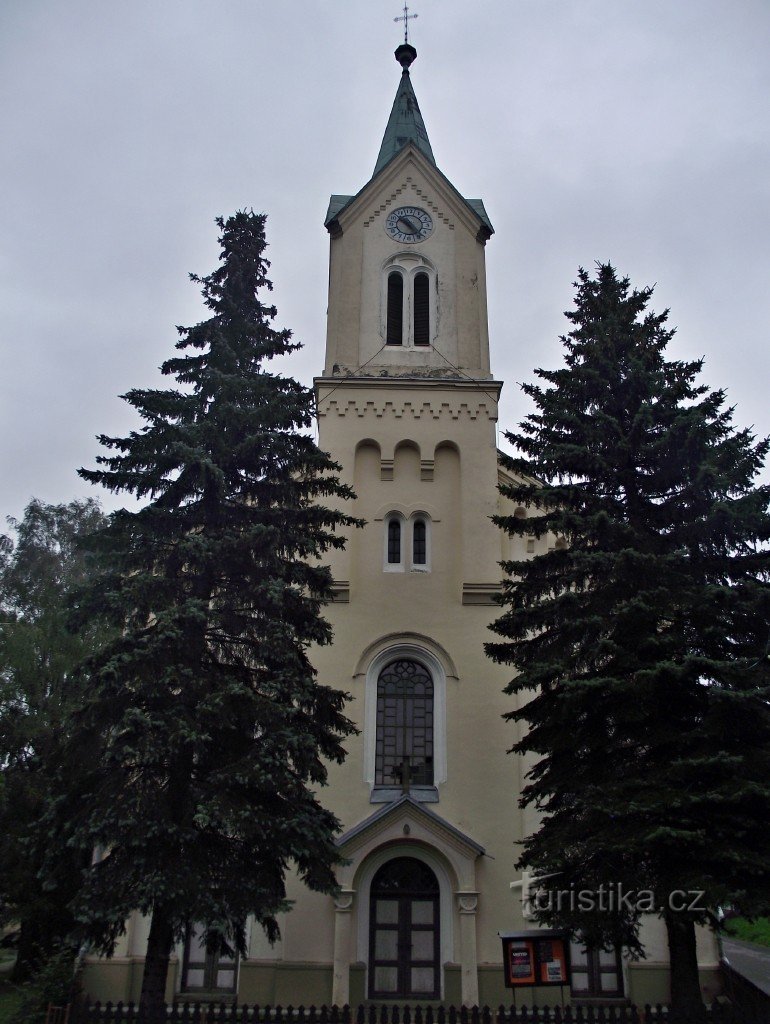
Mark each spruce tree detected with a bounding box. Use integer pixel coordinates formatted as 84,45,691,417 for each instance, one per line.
60,212,359,1020
488,264,770,1018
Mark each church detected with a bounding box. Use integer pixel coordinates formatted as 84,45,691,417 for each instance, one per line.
82,39,722,1010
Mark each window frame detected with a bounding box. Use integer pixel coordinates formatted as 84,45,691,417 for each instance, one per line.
410,514,430,571
380,254,437,349
364,644,447,801
386,270,405,345
569,941,625,999
374,658,435,789
180,923,239,995
383,513,431,573
383,513,406,572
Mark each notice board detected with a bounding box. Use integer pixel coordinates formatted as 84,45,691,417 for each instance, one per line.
500,931,570,988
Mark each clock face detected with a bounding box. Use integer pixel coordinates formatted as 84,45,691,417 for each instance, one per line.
385,206,434,243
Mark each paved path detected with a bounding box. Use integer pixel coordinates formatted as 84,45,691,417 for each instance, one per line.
722,937,770,996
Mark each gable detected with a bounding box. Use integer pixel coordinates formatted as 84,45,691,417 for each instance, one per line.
325,144,493,244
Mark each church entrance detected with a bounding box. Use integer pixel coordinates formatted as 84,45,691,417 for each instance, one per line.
369,857,440,1000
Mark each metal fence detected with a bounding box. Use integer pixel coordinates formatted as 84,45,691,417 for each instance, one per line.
71,1002,765,1024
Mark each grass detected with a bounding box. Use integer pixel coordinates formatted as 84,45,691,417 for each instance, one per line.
724,916,770,948
0,981,24,1024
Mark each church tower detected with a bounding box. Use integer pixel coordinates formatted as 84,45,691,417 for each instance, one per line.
304,42,522,1008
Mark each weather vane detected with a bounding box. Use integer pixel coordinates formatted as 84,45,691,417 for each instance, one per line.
394,2,418,44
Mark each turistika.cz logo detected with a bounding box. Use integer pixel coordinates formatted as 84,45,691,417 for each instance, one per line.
522,880,707,915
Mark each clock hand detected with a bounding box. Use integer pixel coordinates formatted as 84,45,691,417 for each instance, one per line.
397,216,420,233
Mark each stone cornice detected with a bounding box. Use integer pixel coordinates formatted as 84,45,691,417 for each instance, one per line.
315,379,503,423
315,376,502,394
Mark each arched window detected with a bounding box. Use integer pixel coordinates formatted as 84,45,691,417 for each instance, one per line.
381,256,436,348
369,857,440,999
386,272,404,345
387,518,401,564
412,518,427,566
413,272,430,346
375,659,434,787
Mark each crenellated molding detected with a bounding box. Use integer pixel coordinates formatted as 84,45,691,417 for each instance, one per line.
319,398,497,422
363,176,453,230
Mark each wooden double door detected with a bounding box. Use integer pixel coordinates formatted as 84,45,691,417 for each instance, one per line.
369,857,441,1000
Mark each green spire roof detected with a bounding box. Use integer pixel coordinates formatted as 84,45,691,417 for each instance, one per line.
324,43,493,241
373,44,436,177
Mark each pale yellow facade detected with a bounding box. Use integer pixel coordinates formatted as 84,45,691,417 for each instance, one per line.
83,51,722,1010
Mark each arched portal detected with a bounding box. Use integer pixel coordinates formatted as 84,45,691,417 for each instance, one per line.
369,857,441,999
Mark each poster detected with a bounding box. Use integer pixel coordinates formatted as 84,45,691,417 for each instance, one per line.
501,932,569,988
507,941,535,984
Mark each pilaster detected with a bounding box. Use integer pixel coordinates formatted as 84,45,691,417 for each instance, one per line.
332,890,355,1006
456,891,480,1007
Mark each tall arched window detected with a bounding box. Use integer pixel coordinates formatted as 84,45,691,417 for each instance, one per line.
386,272,404,345
382,256,436,348
412,518,427,566
375,660,434,787
413,272,430,346
387,518,402,564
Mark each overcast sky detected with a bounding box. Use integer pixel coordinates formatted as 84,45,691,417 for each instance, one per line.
2,0,769,528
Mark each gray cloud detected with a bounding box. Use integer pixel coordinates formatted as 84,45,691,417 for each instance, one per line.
2,0,769,525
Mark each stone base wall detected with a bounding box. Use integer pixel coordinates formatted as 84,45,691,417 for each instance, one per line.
81,956,179,1005
80,957,722,1009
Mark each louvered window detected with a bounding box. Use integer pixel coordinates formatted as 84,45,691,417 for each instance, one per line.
387,272,404,345
413,272,430,345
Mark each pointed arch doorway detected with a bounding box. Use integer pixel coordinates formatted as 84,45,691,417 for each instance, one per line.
369,856,440,999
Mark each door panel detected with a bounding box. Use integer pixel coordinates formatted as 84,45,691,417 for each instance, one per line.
369,858,440,999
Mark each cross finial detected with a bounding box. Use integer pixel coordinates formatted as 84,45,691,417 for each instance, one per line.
395,756,412,794
394,2,418,44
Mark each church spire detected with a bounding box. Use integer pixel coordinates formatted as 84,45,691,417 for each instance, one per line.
372,44,436,178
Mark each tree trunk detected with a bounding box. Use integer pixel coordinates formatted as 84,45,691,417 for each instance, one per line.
140,905,175,1024
664,910,706,1022
10,916,42,982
